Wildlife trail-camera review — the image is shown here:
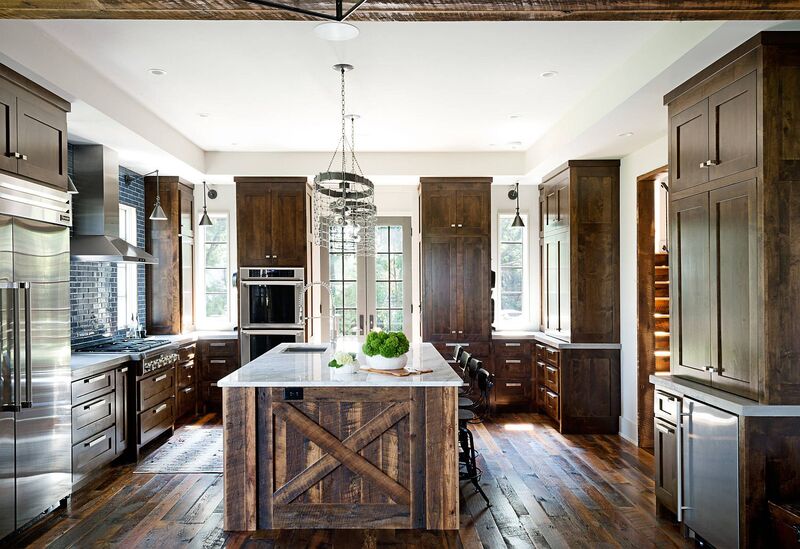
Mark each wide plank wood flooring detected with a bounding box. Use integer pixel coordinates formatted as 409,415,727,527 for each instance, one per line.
12,412,691,548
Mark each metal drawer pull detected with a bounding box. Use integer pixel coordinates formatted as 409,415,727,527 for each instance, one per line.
505,359,521,364
210,382,218,387
655,422,675,435
85,434,106,448
183,363,194,369
546,366,557,373
154,374,167,382
450,224,456,228
85,374,107,384
154,403,168,414
210,359,227,364
506,382,522,387
84,399,106,411
182,387,193,393
457,330,463,334
209,343,226,347
444,343,469,347
118,367,128,373
457,224,463,228
505,343,521,347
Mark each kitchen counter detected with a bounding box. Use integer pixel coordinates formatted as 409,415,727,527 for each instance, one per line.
492,330,622,350
650,374,800,417
220,338,460,532
218,339,462,388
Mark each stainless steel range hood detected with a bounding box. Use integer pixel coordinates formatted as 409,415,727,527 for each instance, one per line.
70,144,158,264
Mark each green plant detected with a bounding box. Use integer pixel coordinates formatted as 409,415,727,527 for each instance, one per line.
362,331,410,358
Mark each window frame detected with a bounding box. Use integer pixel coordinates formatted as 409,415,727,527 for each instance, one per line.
496,212,530,328
198,213,233,329
117,204,138,330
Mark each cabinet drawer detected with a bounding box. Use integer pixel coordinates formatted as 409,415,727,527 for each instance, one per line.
202,381,222,404
72,370,115,405
654,391,681,424
535,360,545,386
177,385,196,418
654,418,678,514
440,342,491,360
203,339,237,357
139,397,174,447
544,390,560,421
543,363,560,393
493,340,531,357
178,344,196,362
494,380,531,408
72,391,115,444
542,346,560,367
203,356,237,381
177,360,196,388
495,356,531,378
536,383,546,409
139,368,176,411
73,425,116,475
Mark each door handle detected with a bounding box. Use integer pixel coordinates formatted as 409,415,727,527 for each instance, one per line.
22,283,31,407
359,314,364,335
369,315,374,331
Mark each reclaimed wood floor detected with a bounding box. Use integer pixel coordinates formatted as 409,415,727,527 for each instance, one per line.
13,412,691,548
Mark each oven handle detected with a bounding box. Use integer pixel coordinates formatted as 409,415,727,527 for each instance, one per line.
242,329,305,336
241,281,303,287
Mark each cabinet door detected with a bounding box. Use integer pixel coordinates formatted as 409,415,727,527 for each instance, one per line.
422,237,458,341
708,71,758,182
115,365,130,456
0,83,17,174
456,187,490,235
654,419,678,514
709,179,758,399
459,236,490,341
542,173,569,234
669,100,709,194
421,188,457,236
15,97,68,190
271,185,306,267
557,232,570,338
180,238,194,332
236,182,272,267
543,234,558,334
670,193,712,385
179,185,194,239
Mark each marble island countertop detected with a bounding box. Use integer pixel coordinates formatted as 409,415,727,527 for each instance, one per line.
217,339,463,388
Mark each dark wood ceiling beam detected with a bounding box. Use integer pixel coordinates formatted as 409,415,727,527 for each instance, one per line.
1,1,800,21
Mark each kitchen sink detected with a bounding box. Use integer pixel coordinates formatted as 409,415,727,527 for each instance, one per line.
281,345,329,354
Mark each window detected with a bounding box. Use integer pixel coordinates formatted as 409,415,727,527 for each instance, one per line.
374,224,405,332
328,226,359,336
117,204,138,330
498,213,528,325
202,215,230,321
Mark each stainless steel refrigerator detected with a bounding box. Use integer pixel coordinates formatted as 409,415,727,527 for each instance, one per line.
0,175,71,538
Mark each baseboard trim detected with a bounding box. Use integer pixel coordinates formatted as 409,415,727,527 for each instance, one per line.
618,416,638,445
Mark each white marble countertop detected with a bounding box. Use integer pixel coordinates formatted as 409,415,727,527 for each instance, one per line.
218,338,462,388
650,374,800,417
492,330,621,350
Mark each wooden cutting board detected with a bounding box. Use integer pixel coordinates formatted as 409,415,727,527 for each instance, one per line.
361,367,433,377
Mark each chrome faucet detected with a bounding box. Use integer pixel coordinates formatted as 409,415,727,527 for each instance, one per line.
298,282,340,343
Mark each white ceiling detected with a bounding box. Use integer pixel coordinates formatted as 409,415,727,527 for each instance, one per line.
34,20,673,153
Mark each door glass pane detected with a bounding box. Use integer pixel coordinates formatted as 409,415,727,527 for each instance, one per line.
329,226,359,336
374,224,404,332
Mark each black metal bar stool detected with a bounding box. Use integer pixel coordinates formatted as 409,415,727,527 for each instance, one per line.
458,367,493,507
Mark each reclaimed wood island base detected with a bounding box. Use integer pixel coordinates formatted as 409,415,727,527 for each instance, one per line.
218,341,461,531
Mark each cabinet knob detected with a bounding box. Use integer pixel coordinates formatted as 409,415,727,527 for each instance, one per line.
451,330,456,334
458,330,464,334
457,224,463,228
450,224,456,228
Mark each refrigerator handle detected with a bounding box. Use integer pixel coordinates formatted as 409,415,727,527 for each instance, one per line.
0,285,20,412
12,285,21,412
21,282,31,408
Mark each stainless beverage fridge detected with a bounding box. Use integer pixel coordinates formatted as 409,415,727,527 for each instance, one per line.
0,176,71,538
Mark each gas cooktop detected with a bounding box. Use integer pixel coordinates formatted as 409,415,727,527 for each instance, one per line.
79,339,170,353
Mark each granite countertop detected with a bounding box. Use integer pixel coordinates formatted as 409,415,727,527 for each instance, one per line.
492,330,622,350
650,374,800,417
70,330,239,379
218,338,462,388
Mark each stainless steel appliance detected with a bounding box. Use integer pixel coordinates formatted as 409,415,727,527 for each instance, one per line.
240,329,304,364
0,175,71,538
681,397,739,549
239,267,304,329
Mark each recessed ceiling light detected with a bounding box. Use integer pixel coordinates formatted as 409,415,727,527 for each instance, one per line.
314,21,360,41
618,131,634,137
198,113,210,118
148,68,167,76
509,114,522,120
540,71,558,79
508,141,523,149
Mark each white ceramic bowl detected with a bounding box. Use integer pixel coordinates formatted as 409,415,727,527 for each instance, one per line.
364,353,408,371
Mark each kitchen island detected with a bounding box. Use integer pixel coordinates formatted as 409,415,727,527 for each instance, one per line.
217,340,462,531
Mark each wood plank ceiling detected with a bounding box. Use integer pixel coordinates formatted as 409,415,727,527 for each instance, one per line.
1,1,799,21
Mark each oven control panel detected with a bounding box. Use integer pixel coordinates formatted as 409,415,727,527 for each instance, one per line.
141,352,179,376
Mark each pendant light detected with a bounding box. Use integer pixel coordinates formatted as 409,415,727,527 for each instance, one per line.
199,181,213,226
147,169,167,221
509,181,525,228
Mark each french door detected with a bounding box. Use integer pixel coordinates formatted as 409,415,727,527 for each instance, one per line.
322,217,412,339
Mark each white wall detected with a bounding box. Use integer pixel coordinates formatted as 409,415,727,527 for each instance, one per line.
618,135,668,444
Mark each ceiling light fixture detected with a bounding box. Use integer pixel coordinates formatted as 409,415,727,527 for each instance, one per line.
199,181,213,227
148,68,167,76
314,21,360,41
509,181,525,228
618,131,634,137
146,169,168,221
540,71,558,78
312,64,376,257
244,0,368,22
198,112,210,118
508,141,522,149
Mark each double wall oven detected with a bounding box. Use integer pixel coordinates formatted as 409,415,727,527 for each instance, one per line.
239,267,305,364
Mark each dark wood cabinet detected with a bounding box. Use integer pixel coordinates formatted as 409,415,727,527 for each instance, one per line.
198,338,239,412
235,177,309,268
0,64,70,191
654,418,678,515
115,365,130,457
145,176,195,334
538,160,620,344
669,100,709,194
491,340,534,411
420,178,491,345
176,342,197,420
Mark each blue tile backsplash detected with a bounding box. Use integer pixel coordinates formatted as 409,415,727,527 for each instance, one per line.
69,144,147,346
